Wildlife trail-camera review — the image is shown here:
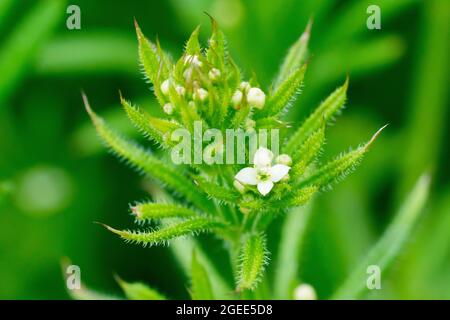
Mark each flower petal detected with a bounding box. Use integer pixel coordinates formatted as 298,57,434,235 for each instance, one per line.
257,181,274,196
235,167,258,185
270,164,291,182
253,147,274,168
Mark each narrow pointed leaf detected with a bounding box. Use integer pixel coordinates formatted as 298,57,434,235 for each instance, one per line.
185,26,201,54
190,250,215,300
83,94,211,212
285,78,348,153
194,176,240,203
291,126,325,178
120,95,180,147
273,20,311,90
298,125,386,189
332,174,431,299
258,64,307,118
206,16,226,69
288,186,318,207
132,202,197,221
238,233,269,291
274,204,313,299
135,20,170,82
134,20,170,105
103,218,223,247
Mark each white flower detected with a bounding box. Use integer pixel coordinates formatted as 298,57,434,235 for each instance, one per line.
231,90,243,108
235,147,290,196
247,87,265,109
293,284,317,300
163,103,174,115
194,88,208,102
208,68,221,81
160,79,170,95
275,154,292,166
253,147,273,167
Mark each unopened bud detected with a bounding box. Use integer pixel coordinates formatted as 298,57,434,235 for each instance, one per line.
163,103,174,115
239,81,251,93
160,79,170,95
275,154,292,166
176,85,186,97
194,88,209,102
208,68,221,81
247,87,265,109
231,90,243,108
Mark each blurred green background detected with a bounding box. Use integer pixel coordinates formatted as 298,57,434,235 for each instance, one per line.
0,0,448,299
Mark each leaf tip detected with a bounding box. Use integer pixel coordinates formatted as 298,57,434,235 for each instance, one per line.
366,124,388,150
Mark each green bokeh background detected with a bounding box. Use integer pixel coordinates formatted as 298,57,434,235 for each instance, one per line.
0,0,448,299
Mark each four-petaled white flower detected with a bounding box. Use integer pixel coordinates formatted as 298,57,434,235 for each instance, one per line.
235,147,291,196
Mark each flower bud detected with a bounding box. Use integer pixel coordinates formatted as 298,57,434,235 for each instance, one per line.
184,54,202,67
160,79,170,95
208,68,221,81
293,284,317,300
247,87,265,109
193,88,208,102
183,68,193,80
176,85,186,97
275,154,292,166
163,103,174,115
239,81,251,93
231,90,243,108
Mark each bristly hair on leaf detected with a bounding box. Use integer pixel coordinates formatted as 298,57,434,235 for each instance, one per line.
83,18,387,298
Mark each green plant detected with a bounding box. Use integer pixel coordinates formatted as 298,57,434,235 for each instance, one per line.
82,19,388,299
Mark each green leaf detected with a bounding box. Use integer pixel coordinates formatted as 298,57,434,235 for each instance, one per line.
194,176,240,203
274,203,313,299
237,233,269,291
170,236,234,299
298,125,387,189
132,202,197,221
273,20,311,90
35,32,137,75
0,0,65,105
120,94,180,147
115,276,166,300
134,20,169,105
102,217,223,247
134,19,169,82
258,64,307,118
206,16,226,70
288,186,318,207
291,125,325,179
285,78,348,153
190,250,215,300
397,0,450,199
185,25,201,54
83,93,212,212
332,174,431,299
